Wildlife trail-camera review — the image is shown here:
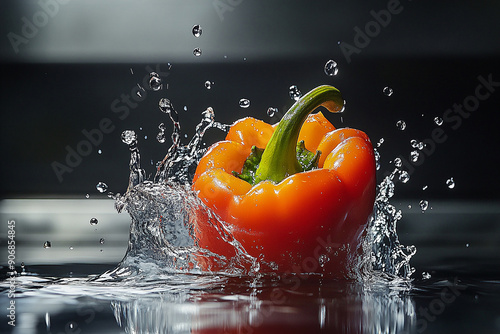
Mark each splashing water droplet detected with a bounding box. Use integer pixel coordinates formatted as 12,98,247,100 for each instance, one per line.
267,107,278,117
157,132,166,143
319,254,330,267
90,217,98,226
374,149,381,171
289,85,302,101
422,272,431,279
204,81,213,89
159,98,173,113
410,139,418,149
422,185,428,191
43,241,51,249
149,72,162,91
394,157,403,168
157,132,166,144
446,177,456,189
434,116,443,126
419,200,429,212
383,87,393,96
324,60,339,76
192,24,202,37
417,141,425,150
96,182,108,193
396,120,406,131
100,238,105,245
193,48,202,57
376,138,384,148
239,98,250,108
399,171,410,183
121,130,137,145
410,150,419,162
85,194,90,199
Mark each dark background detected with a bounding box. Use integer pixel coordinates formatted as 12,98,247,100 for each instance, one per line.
1,0,499,200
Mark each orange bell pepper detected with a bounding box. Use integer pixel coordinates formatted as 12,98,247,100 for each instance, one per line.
192,86,376,278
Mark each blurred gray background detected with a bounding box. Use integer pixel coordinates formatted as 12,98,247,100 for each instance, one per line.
1,0,500,200
0,0,499,270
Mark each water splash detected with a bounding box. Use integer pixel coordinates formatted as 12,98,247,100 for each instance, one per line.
355,166,416,283
105,93,414,284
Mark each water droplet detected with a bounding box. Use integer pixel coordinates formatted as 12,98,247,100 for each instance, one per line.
394,157,403,168
383,86,393,96
183,105,188,112
446,177,455,189
90,217,98,226
289,85,302,101
85,194,90,199
319,254,330,267
434,116,443,126
98,149,102,155
324,60,339,76
204,80,213,89
417,141,425,150
419,200,429,211
374,149,381,171
466,243,470,248
121,130,137,145
99,238,105,245
96,182,108,193
410,150,419,162
43,241,51,249
192,24,202,37
149,72,162,91
422,272,431,279
422,185,428,190
267,107,278,117
193,48,202,57
376,138,384,148
396,120,406,130
410,139,418,148
69,246,74,250
239,98,250,108
157,133,166,144
399,171,410,183
159,98,173,113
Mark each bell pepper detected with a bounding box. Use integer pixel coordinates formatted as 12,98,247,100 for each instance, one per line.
192,85,376,278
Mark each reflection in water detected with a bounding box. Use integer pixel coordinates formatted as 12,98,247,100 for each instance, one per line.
111,277,416,334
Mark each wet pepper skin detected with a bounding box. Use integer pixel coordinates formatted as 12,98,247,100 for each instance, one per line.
192,86,376,278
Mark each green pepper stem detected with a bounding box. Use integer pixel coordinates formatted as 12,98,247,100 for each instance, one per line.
254,85,344,184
